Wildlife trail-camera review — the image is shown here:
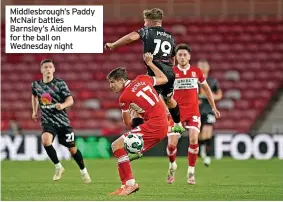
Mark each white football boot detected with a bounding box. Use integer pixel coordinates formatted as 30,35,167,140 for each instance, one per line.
53,167,65,181
80,168,91,184
167,162,177,184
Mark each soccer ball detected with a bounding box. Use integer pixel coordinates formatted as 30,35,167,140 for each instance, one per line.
124,133,144,154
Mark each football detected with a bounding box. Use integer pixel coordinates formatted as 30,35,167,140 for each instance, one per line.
124,133,144,154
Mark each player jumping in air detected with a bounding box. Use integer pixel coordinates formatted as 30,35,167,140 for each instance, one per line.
166,44,221,185
105,8,184,133
107,53,169,195
31,59,91,183
198,59,222,167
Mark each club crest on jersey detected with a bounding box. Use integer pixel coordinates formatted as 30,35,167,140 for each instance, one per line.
192,72,196,77
175,73,180,78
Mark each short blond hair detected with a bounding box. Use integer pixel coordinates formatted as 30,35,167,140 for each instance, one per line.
143,8,163,20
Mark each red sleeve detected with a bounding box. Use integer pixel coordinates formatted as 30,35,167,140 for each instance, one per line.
197,68,206,83
119,93,130,112
136,75,156,86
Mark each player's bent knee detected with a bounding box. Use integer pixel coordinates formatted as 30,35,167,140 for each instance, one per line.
41,132,53,146
68,146,77,155
200,125,212,140
165,97,176,108
168,135,179,147
189,129,199,144
111,137,124,152
190,137,198,144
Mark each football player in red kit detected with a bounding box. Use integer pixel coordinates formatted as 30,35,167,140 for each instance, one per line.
166,44,221,185
107,53,169,196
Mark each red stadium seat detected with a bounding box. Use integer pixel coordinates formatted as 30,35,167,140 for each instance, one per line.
1,20,282,133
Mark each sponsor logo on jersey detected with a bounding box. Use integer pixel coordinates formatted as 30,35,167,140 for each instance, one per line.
41,93,52,105
40,93,56,109
174,78,198,89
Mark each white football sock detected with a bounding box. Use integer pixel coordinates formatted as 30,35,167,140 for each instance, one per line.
80,167,87,174
126,179,135,186
169,161,177,169
55,162,62,169
174,122,182,126
188,166,195,174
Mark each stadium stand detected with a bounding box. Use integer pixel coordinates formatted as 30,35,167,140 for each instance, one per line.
1,19,283,133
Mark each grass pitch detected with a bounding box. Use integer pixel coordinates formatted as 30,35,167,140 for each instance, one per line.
2,157,282,200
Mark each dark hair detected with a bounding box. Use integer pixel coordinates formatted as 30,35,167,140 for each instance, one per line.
40,59,54,66
143,8,163,20
107,67,128,81
175,44,192,53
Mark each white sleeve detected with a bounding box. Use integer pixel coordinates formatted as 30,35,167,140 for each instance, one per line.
199,80,207,85
152,76,157,86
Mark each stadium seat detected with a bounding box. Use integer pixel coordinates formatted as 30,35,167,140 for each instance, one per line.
2,19,282,133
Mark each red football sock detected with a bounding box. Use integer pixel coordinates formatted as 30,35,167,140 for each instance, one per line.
113,148,134,183
118,167,126,185
167,145,177,163
188,144,199,167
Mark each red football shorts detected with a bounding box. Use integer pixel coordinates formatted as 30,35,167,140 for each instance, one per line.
123,121,168,153
181,114,201,133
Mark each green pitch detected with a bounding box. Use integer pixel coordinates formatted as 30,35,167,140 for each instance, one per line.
2,157,282,200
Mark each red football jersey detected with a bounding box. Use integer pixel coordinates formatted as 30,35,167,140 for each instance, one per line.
173,65,206,116
119,75,167,124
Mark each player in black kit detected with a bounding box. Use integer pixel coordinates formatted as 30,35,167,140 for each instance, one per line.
105,8,185,133
198,59,223,166
31,59,91,183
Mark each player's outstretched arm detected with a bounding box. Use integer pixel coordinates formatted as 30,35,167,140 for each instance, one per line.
200,82,221,118
55,96,74,110
31,95,39,122
105,32,140,50
143,53,168,86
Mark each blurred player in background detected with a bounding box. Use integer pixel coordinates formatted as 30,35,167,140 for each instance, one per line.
198,59,223,167
107,53,168,195
31,59,91,183
166,44,220,185
105,8,185,133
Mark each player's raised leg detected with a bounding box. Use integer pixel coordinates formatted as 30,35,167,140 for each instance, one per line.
110,135,139,196
158,89,185,134
166,131,179,184
41,131,65,181
166,97,185,133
